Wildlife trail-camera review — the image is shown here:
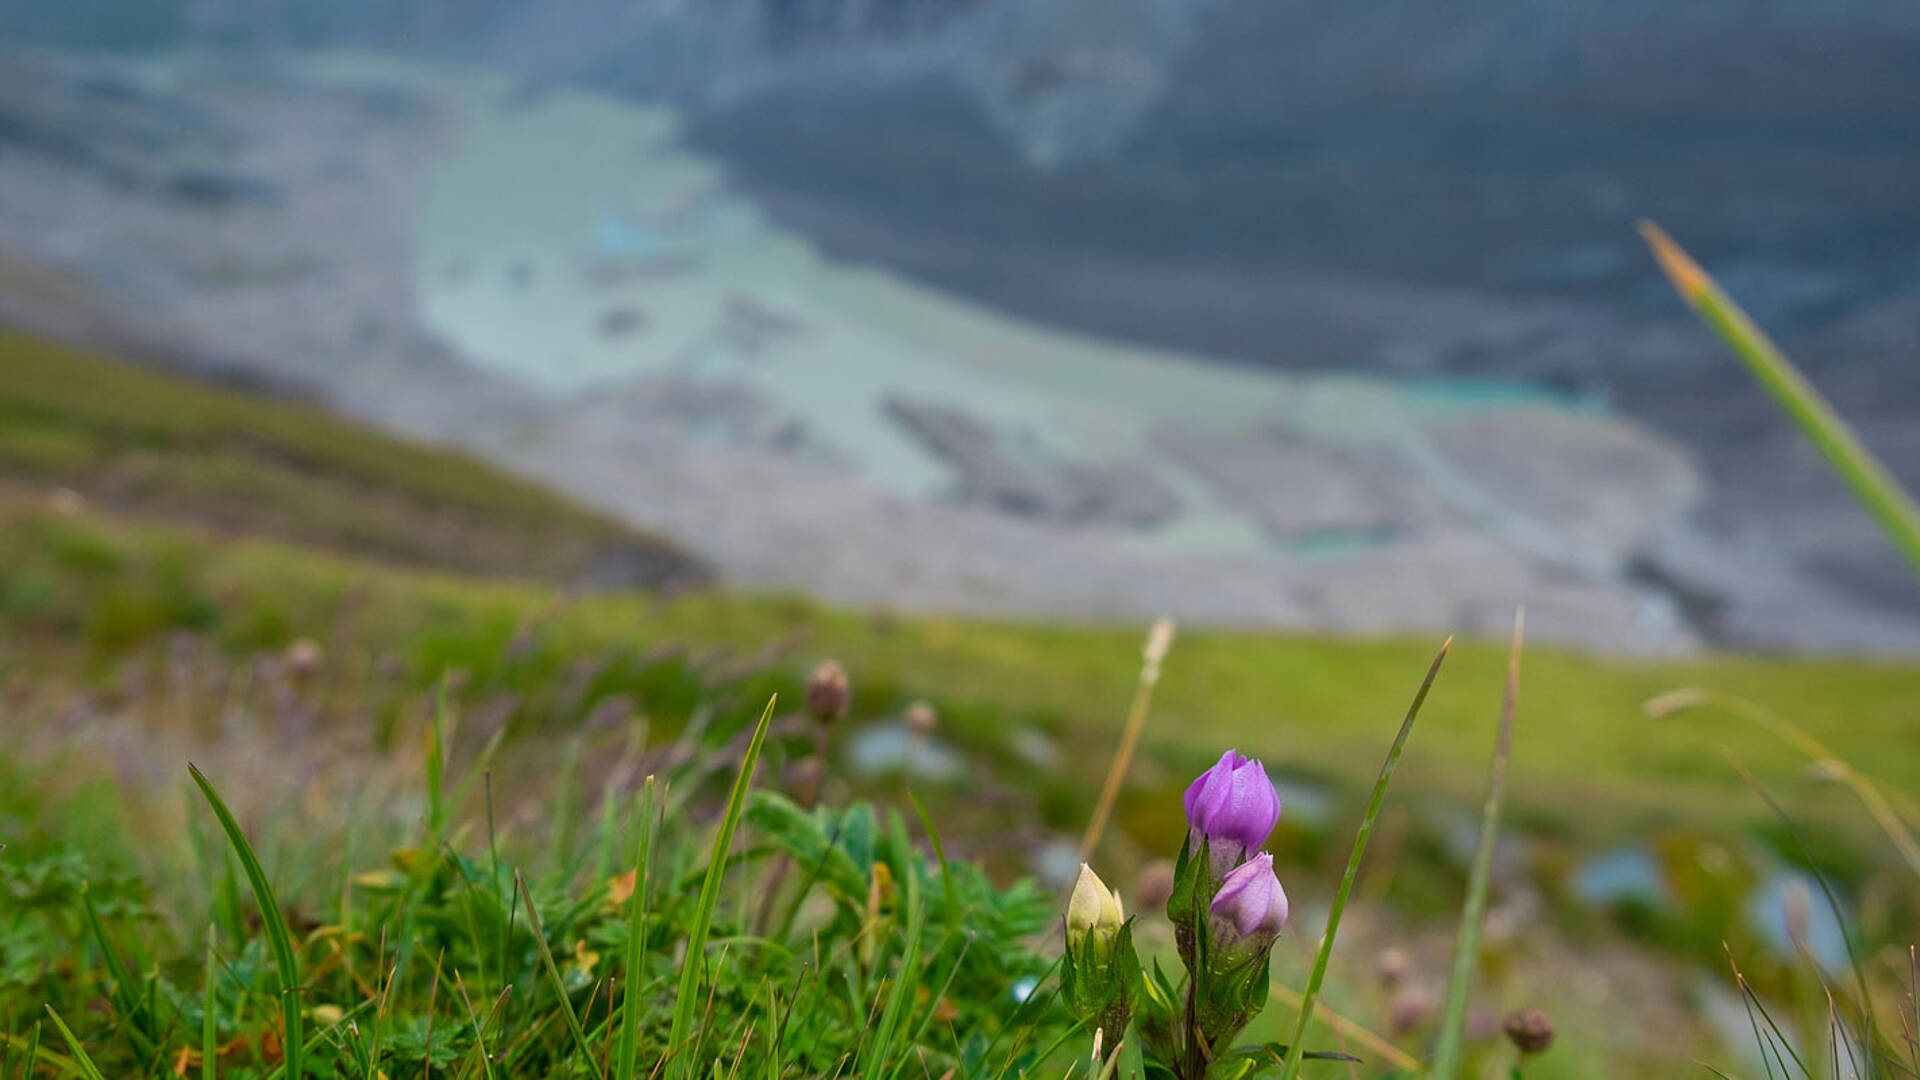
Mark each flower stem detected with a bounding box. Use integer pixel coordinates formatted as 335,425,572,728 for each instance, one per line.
1432,611,1524,1078
1277,637,1452,1080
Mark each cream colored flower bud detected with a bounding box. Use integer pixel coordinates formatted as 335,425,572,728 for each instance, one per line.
1068,864,1125,938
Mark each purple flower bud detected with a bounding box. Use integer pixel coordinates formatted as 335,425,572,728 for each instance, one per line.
1209,853,1288,945
1183,750,1281,864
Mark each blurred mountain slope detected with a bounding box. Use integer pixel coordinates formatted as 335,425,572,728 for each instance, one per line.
0,316,709,590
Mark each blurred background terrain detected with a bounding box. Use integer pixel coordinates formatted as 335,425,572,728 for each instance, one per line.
0,0,1918,651
1,4,1919,1075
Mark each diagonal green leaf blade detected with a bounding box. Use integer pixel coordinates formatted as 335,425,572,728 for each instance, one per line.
1279,637,1451,1080
1641,220,1920,581
189,763,304,1080
1431,612,1524,1079
667,695,778,1080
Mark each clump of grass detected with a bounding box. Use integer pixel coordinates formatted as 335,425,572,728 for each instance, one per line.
2,675,1068,1079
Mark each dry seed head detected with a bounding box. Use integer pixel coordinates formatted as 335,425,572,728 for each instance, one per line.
284,638,324,680
805,660,851,724
1376,946,1410,991
1503,1007,1554,1055
1140,617,1175,685
785,756,825,791
1389,988,1434,1036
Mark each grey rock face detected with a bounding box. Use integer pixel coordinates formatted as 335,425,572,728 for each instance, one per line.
886,397,1180,528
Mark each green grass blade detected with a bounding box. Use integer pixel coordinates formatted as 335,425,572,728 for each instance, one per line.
616,774,660,1080
860,866,924,1080
1115,1020,1145,1080
204,924,218,1080
1732,954,1814,1080
668,695,778,1080
595,781,620,887
78,885,159,1060
896,933,971,1076
1721,756,1882,1063
217,850,246,951
1641,221,1920,580
189,762,304,1080
1432,613,1524,1079
549,737,585,879
452,972,497,1080
1278,636,1451,1080
427,681,449,837
41,1007,107,1080
515,870,598,1072
1027,1018,1090,1077
907,790,958,919
259,1000,376,1080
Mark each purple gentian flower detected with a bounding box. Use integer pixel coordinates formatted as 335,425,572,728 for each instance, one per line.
1183,750,1281,867
1209,852,1288,949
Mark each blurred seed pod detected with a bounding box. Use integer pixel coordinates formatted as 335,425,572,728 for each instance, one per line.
805,660,851,725
1503,1007,1554,1055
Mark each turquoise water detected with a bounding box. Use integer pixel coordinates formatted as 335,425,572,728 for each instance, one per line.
393,63,1594,562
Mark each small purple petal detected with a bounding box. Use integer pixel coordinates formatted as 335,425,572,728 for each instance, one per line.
1184,749,1281,857
1210,853,1289,939
1183,750,1241,821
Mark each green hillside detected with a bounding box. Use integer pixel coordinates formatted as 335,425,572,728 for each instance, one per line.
1,326,1914,854
0,325,706,589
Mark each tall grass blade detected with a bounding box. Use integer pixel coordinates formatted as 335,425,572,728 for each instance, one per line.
1432,610,1524,1080
1116,1021,1145,1080
427,681,449,837
1278,635,1452,1080
1640,220,1920,580
204,924,218,1080
861,862,925,1080
1721,754,1881,1063
1732,948,1815,1080
189,763,303,1080
668,695,778,1080
617,774,660,1080
550,737,585,878
78,886,159,1060
41,1007,107,1080
1909,947,1919,1079
1265,984,1419,1075
452,972,496,1080
908,790,958,919
900,934,972,1067
1647,688,1920,881
1079,618,1174,861
515,870,598,1073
